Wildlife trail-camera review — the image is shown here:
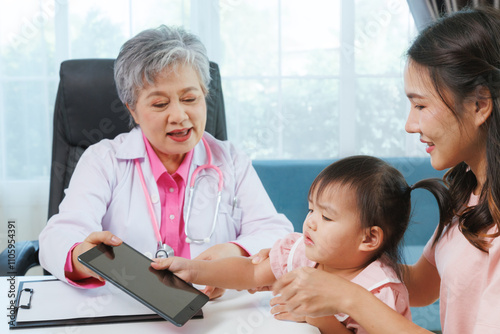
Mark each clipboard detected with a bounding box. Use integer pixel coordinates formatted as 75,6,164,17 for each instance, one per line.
9,279,201,329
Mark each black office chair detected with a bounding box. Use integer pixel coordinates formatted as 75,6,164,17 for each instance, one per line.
0,59,227,276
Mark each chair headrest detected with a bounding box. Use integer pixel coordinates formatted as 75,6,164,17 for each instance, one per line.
56,59,130,148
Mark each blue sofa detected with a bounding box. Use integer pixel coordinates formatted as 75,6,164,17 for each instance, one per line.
253,157,445,332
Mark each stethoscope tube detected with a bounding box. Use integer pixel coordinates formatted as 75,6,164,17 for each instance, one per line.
184,189,222,244
135,158,174,258
184,137,224,244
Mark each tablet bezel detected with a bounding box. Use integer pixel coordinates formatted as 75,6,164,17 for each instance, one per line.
78,242,208,327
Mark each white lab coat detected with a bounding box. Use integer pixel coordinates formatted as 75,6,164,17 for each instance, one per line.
39,127,293,282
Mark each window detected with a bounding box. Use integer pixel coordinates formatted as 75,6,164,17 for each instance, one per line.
219,0,419,159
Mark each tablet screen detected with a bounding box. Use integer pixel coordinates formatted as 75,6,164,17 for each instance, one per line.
78,242,209,327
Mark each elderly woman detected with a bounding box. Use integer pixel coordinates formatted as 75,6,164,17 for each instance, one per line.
39,25,293,294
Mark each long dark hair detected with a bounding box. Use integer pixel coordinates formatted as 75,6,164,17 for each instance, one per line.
309,156,452,279
407,6,500,252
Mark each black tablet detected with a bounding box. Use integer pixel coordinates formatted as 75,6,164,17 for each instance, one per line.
78,242,209,327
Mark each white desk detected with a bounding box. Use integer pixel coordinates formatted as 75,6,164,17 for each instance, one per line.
2,276,319,333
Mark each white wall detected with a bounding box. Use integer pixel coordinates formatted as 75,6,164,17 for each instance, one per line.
0,181,49,275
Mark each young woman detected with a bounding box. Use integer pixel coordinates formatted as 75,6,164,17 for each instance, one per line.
153,155,451,334
272,6,500,334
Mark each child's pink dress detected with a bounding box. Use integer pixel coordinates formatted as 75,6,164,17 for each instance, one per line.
270,232,411,333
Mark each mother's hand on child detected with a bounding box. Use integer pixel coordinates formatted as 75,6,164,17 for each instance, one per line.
270,298,306,322
67,231,122,281
272,267,353,318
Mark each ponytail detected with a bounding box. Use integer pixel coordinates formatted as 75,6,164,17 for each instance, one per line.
410,178,454,247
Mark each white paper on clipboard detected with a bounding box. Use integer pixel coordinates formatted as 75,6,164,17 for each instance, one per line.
15,279,157,323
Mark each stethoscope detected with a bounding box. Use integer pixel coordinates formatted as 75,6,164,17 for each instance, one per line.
135,137,224,258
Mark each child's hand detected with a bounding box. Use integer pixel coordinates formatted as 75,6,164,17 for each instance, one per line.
151,257,196,282
200,286,225,299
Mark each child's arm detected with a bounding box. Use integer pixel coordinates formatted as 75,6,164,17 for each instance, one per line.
151,256,276,290
306,316,353,334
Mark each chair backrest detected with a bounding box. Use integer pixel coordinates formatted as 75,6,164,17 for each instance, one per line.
48,59,227,219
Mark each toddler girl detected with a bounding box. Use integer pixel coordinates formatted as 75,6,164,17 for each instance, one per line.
152,155,451,333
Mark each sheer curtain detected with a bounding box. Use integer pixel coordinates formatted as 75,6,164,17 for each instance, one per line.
0,0,418,256
425,0,500,17
407,0,500,30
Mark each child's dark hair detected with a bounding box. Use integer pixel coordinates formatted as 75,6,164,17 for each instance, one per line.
308,155,453,280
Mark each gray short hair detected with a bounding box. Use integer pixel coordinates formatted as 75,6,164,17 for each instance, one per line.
114,25,211,127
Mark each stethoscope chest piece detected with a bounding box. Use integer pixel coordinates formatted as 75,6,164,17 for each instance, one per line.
156,243,174,258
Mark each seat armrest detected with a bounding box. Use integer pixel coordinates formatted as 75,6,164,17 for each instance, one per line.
0,240,40,276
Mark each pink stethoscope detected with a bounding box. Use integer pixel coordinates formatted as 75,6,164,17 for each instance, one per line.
134,137,224,258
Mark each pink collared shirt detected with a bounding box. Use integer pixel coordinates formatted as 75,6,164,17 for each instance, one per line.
143,133,193,259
